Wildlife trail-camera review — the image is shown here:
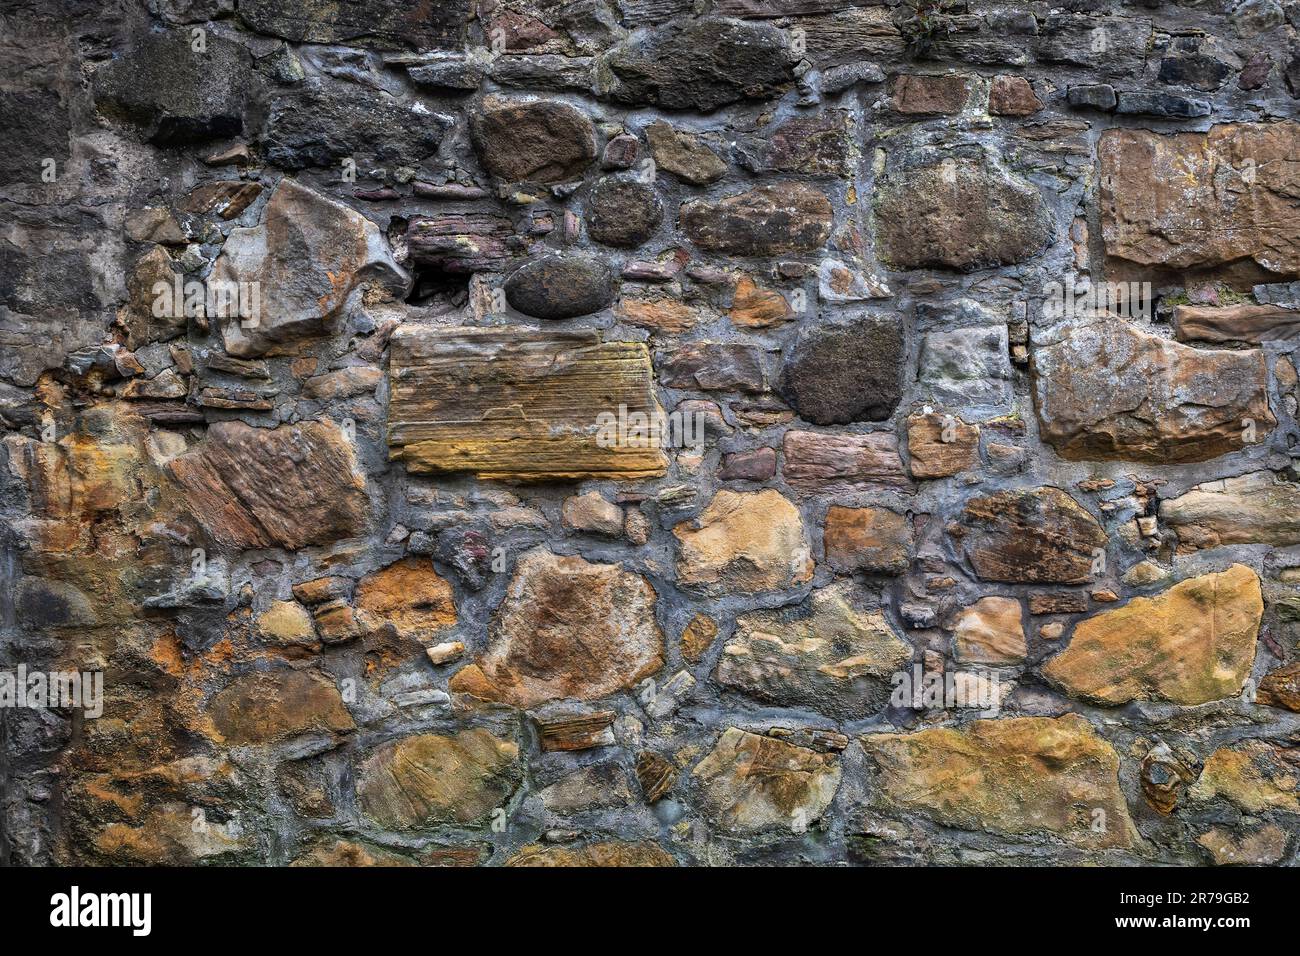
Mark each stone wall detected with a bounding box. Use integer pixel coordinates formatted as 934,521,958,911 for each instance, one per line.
2,0,1300,867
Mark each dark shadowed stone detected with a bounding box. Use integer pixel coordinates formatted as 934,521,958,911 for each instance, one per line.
239,0,473,49
587,177,664,248
681,184,833,256
1067,84,1117,110
1115,90,1211,118
505,256,615,319
93,30,260,144
470,98,596,184
1034,14,1152,77
953,486,1107,584
265,81,444,170
875,157,1053,271
779,315,903,425
658,343,768,392
0,89,69,185
601,18,793,111
1159,52,1232,91
754,111,853,176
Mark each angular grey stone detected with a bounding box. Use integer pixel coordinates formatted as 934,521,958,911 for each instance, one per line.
918,324,1012,409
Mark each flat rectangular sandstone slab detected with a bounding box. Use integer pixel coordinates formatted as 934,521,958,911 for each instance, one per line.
387,326,668,480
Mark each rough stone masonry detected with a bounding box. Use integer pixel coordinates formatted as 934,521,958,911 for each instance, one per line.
2,0,1300,868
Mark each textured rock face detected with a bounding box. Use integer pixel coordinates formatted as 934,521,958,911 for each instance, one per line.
673,489,812,595
601,19,794,111
470,98,597,184
210,670,355,745
823,506,910,574
504,256,615,319
1033,320,1275,463
93,30,258,144
450,549,663,708
1160,472,1300,552
1042,565,1262,705
951,596,1026,665
862,716,1136,849
238,0,473,49
692,729,841,834
717,582,911,714
387,327,666,480
779,315,904,425
166,420,370,550
681,184,833,256
357,730,520,828
953,487,1107,584
213,179,406,357
11,0,1300,872
875,157,1054,271
1099,123,1300,279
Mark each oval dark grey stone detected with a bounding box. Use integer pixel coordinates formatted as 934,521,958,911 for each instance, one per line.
505,256,616,320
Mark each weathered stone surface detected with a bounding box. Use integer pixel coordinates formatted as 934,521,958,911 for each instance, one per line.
951,596,1026,665
213,178,405,358
875,158,1054,271
387,327,667,480
1161,472,1300,553
167,420,371,550
823,505,910,575
862,716,1135,849
757,112,853,176
1190,740,1299,813
658,342,768,392
681,613,719,664
532,706,617,752
93,30,258,144
989,74,1042,115
257,600,316,645
601,18,793,111
718,447,777,482
906,412,980,479
718,581,911,714
354,558,457,641
783,430,912,494
645,120,727,184
1173,304,1300,345
728,276,792,328
562,492,624,537
1198,825,1290,866
265,81,445,171
779,315,904,425
210,670,354,745
1258,662,1300,712
470,98,597,184
673,489,812,595
586,176,664,248
681,184,833,256
505,255,615,319
953,486,1107,584
357,730,520,828
692,729,841,834
405,212,524,275
918,324,1013,409
449,549,664,708
1032,319,1275,464
1042,565,1262,706
239,0,473,49
891,73,971,114
1099,123,1300,279
506,841,675,866
291,841,415,867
